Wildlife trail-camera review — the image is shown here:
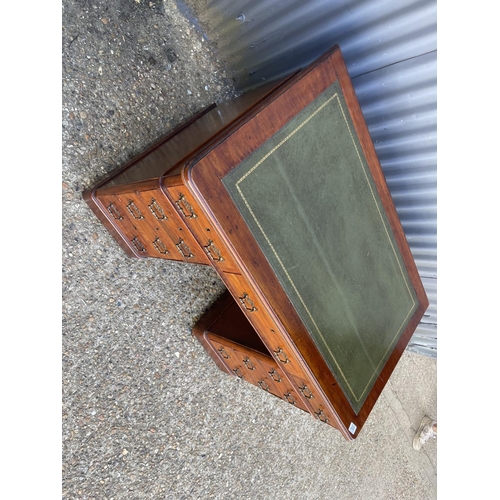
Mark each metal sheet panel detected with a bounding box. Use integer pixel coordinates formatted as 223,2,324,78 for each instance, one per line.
191,0,436,88
353,52,437,275
352,53,437,356
182,0,437,356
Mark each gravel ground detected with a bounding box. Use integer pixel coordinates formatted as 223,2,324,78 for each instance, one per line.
61,1,437,499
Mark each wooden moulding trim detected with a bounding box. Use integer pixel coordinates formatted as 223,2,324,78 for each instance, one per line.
93,178,163,197
160,174,184,189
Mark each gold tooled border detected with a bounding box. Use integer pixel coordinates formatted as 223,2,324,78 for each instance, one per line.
234,88,416,406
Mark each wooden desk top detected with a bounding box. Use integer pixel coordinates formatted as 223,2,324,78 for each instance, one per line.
185,45,428,438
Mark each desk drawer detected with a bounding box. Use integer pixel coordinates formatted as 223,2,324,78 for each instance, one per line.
220,271,341,426
97,189,209,264
163,184,240,272
206,333,308,412
222,271,305,378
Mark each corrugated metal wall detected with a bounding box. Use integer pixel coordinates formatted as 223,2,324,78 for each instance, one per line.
184,0,437,357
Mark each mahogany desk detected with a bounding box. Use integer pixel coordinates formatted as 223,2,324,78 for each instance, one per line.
83,45,428,440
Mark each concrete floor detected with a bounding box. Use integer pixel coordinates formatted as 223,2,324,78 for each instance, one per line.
62,1,437,498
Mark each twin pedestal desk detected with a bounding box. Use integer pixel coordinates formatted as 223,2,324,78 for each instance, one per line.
83,46,428,440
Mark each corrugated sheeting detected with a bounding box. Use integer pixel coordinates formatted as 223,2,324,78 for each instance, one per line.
184,0,437,356
353,51,437,356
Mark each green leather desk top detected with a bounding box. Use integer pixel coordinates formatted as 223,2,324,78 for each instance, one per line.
222,80,419,414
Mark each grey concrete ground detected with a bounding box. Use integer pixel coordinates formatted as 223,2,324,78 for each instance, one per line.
62,1,437,498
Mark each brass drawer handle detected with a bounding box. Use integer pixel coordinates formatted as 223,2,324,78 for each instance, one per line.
239,293,257,312
284,392,296,405
175,193,197,218
269,368,281,382
148,198,167,220
299,384,314,399
233,367,244,379
176,239,193,259
315,409,329,424
127,200,144,219
204,240,225,262
218,347,230,359
152,237,169,255
243,357,256,370
258,379,270,392
274,347,289,364
131,236,146,253
107,202,123,220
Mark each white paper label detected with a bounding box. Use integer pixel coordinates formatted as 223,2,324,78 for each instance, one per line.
348,422,357,434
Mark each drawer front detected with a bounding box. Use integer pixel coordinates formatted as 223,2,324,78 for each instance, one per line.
131,188,208,263
98,193,153,257
164,185,240,272
207,334,308,412
97,190,209,264
222,272,304,377
289,374,338,425
221,273,281,345
221,271,342,427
